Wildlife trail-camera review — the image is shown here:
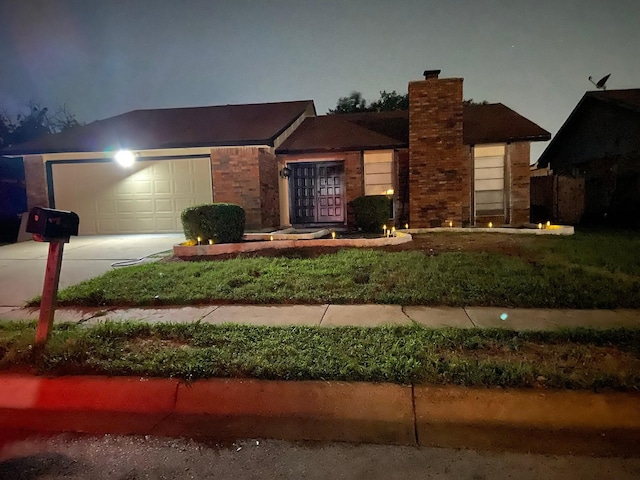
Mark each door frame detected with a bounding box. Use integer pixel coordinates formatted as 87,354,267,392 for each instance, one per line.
287,160,346,227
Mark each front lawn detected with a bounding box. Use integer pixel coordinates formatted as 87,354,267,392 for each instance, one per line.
39,229,640,309
1,321,638,390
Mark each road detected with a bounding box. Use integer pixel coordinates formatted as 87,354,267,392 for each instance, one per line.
1,432,639,479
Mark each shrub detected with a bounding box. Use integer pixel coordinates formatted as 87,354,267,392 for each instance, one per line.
351,195,391,232
181,203,245,244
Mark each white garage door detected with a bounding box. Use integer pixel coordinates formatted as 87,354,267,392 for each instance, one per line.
51,158,213,235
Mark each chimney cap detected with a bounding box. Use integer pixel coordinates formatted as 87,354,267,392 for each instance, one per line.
423,69,441,80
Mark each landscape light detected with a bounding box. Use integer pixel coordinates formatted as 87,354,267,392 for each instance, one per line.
331,231,336,239
488,222,493,228
114,150,136,167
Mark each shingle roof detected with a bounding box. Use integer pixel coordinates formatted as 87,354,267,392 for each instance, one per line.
1,101,315,155
586,89,640,112
274,115,405,154
537,89,640,168
276,104,550,154
462,103,551,145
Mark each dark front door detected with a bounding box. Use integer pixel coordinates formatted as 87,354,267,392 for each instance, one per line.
290,161,344,225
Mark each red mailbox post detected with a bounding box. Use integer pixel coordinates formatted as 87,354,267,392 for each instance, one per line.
26,207,79,346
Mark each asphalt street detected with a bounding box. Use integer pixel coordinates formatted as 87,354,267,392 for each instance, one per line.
1,433,639,480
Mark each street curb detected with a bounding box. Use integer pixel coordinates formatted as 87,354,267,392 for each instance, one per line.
1,374,639,455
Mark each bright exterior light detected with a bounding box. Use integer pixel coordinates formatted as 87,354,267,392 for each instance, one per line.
488,222,493,228
538,223,543,229
385,189,394,195
115,150,136,167
331,231,336,239
449,221,453,228
197,236,202,245
208,239,214,245
405,223,409,230
270,235,274,241
546,221,551,227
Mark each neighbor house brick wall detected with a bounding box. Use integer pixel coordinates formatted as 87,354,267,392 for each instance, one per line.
210,147,262,229
23,155,49,211
508,142,531,224
409,76,467,228
258,149,280,228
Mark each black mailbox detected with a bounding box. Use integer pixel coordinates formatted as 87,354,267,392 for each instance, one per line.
26,207,79,241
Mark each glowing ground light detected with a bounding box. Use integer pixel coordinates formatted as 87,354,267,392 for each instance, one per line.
500,313,509,321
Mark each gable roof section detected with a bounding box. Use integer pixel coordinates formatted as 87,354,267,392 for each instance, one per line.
538,89,640,168
462,103,550,145
1,101,315,155
277,104,550,154
275,115,405,154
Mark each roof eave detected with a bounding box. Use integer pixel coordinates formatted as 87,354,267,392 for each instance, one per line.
277,143,404,155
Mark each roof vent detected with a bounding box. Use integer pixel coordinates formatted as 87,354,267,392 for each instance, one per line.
423,69,441,80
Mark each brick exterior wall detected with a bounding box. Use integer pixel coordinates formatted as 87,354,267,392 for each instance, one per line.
210,147,262,229
396,148,410,226
408,76,468,228
508,142,531,224
258,149,280,228
344,151,364,226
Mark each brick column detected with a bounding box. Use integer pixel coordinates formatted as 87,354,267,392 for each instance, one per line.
210,147,262,229
509,142,531,224
408,71,467,228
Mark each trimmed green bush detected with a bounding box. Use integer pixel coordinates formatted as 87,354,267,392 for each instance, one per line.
351,195,392,232
181,203,245,244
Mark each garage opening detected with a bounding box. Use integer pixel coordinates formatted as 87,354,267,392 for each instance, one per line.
49,157,213,235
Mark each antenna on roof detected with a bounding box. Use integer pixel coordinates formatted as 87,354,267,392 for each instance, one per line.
588,73,611,90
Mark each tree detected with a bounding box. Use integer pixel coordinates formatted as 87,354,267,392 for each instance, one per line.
329,90,408,114
328,90,490,114
463,99,489,106
0,103,80,148
369,90,408,112
328,91,370,114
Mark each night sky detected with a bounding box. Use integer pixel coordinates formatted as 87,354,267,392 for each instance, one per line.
1,0,639,161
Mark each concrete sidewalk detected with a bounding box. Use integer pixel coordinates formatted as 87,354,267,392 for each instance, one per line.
1,304,640,330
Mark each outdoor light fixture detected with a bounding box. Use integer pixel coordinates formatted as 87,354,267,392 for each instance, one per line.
279,167,292,178
488,222,493,228
114,150,136,167
331,231,336,239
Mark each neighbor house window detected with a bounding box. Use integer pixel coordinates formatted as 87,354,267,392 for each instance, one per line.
474,144,506,216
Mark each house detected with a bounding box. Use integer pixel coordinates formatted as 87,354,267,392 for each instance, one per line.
277,70,550,228
1,101,315,234
536,89,640,225
1,70,550,236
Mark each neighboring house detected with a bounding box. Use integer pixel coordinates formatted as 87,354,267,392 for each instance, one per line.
536,89,640,225
1,70,550,236
277,70,550,228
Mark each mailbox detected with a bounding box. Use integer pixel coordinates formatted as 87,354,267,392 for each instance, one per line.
26,207,79,241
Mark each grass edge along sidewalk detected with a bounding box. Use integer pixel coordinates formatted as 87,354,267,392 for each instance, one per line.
1,321,639,391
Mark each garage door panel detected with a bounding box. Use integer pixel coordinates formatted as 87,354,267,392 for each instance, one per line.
52,158,213,235
154,179,172,194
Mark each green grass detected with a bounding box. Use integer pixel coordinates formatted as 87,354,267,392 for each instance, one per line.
36,229,640,308
1,321,638,390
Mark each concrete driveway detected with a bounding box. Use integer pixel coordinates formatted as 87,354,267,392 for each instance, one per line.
0,234,184,307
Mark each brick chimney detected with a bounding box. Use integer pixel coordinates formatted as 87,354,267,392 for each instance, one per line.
408,70,468,227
